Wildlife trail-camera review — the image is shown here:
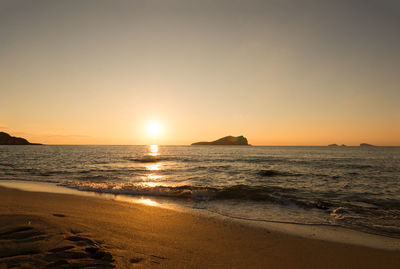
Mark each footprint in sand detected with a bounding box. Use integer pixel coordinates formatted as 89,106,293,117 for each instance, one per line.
0,215,116,268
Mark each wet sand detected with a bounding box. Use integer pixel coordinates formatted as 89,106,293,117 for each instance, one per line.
0,186,399,268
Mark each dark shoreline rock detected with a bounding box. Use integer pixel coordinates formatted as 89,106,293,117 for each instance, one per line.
0,132,42,145
191,135,249,146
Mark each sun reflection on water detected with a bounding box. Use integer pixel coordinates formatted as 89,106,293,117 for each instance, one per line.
146,163,160,171
137,198,158,206
147,174,162,180
142,182,160,188
142,144,163,189
149,145,159,156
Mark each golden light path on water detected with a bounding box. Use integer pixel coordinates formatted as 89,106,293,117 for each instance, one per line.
139,145,163,201
147,175,162,180
116,144,163,207
146,163,160,171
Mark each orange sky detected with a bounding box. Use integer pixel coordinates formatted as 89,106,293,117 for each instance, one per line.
1,0,399,145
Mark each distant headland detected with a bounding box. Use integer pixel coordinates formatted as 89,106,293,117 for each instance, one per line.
0,132,41,145
191,135,249,146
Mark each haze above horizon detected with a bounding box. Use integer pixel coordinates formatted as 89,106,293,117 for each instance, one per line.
1,0,399,145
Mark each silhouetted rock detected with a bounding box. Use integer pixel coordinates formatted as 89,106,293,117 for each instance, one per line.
360,143,374,147
191,136,249,145
329,144,347,147
0,132,41,145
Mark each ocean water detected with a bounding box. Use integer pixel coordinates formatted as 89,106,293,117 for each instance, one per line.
0,145,399,238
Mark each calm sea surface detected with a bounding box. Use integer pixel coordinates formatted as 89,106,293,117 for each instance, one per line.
1,145,399,238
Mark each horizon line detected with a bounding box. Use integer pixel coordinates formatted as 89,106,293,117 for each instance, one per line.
17,144,400,147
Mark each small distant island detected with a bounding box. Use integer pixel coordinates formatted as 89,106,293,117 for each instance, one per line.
0,132,41,145
191,135,249,146
328,143,375,147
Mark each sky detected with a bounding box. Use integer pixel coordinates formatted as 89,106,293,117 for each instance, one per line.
1,0,399,145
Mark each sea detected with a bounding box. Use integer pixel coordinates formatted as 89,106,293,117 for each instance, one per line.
0,145,399,239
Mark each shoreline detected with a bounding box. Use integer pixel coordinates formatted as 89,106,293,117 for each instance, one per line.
1,179,400,251
1,183,400,268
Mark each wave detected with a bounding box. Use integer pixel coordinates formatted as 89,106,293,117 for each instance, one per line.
257,169,303,177
58,181,324,208
124,156,174,163
341,164,374,169
206,207,400,239
75,175,116,181
0,162,15,168
58,180,400,212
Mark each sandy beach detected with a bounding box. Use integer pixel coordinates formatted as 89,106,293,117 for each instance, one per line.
0,186,399,268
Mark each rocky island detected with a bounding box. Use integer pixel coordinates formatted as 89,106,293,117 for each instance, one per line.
0,132,41,145
328,144,346,147
191,135,249,146
360,143,375,147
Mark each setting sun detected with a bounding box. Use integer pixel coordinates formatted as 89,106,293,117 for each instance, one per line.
147,122,162,137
